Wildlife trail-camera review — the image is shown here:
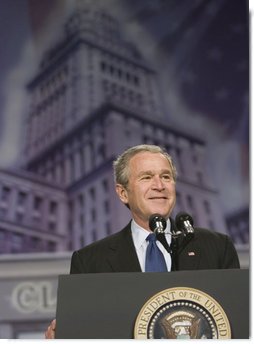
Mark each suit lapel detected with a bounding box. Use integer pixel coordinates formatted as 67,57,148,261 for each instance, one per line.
106,223,142,272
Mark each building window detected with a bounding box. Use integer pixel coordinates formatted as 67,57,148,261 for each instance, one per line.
78,194,84,208
142,135,148,144
1,186,10,202
104,200,110,213
101,61,106,71
98,143,106,160
79,234,85,246
34,196,43,212
89,142,95,168
105,221,111,236
102,179,108,192
17,191,27,206
49,200,58,215
134,75,139,86
89,187,96,201
70,155,75,181
0,229,5,239
48,221,56,232
69,200,73,219
80,214,84,228
0,207,7,218
60,161,65,184
192,154,198,164
165,144,172,155
110,65,115,75
175,148,184,174
203,200,211,214
117,68,122,79
91,208,96,221
11,233,23,253
92,229,97,242
186,195,194,210
197,171,204,185
47,241,56,252
173,192,183,217
79,148,84,174
0,229,6,253
15,211,24,223
31,237,41,251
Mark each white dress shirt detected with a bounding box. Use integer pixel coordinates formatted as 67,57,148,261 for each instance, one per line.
131,219,172,272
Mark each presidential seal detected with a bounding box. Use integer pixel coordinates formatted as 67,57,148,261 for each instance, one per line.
134,287,231,339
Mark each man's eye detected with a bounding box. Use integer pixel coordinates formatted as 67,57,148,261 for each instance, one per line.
141,175,151,180
162,174,171,180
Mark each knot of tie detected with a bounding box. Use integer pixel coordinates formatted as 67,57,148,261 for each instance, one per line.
146,233,157,242
145,233,167,272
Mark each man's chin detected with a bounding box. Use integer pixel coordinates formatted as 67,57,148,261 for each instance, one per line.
148,209,170,219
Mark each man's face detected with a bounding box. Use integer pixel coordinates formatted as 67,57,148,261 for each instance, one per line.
116,151,176,230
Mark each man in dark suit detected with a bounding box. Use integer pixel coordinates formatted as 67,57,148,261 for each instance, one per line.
70,222,239,274
45,144,239,338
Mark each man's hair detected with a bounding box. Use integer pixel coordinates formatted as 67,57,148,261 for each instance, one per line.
113,144,177,188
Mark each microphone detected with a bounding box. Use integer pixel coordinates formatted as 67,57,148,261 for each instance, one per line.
149,214,167,234
175,212,195,238
149,214,171,255
170,212,195,271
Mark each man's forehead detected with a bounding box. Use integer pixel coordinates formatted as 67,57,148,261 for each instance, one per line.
130,151,169,164
129,152,172,172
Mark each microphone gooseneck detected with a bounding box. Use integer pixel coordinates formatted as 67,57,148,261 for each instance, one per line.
170,212,195,271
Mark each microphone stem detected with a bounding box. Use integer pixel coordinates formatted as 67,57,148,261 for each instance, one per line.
170,236,179,271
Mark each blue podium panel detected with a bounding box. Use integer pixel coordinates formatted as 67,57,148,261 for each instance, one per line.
55,269,249,339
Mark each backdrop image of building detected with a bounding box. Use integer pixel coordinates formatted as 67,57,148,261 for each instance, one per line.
0,0,249,338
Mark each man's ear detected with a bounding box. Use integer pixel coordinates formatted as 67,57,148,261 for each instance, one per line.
115,184,128,204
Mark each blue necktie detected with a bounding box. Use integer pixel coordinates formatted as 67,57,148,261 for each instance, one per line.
145,233,168,272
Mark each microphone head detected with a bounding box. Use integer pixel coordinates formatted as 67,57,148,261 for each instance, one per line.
149,214,167,233
175,212,194,230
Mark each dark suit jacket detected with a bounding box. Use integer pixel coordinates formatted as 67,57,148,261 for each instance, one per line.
70,220,240,274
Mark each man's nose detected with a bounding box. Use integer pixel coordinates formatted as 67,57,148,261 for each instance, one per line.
152,176,165,189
